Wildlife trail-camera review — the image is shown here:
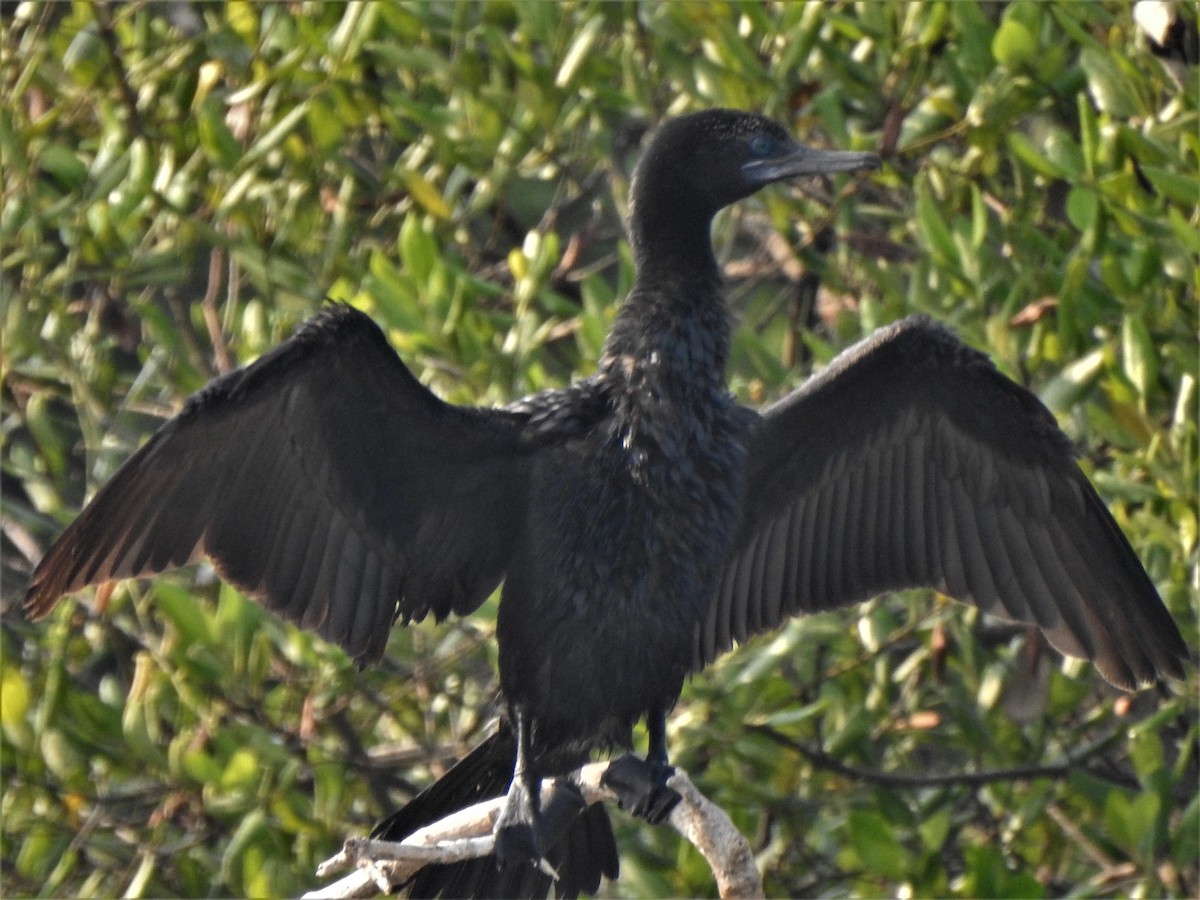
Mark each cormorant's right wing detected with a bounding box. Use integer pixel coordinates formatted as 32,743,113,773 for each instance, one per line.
25,305,531,665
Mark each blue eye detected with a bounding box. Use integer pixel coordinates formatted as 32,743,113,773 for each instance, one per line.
749,135,775,157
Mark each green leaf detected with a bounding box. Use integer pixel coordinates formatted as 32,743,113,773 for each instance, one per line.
555,14,603,88
39,144,88,190
1129,728,1165,779
1175,794,1200,872
218,746,262,794
918,807,952,851
398,213,439,285
1080,46,1141,118
238,101,311,169
306,94,345,151
915,179,958,269
62,27,104,81
0,667,30,730
992,19,1036,70
402,170,453,220
1122,313,1158,404
196,98,242,170
153,582,214,648
226,0,260,45
16,822,62,881
1066,186,1098,232
1044,128,1084,179
1140,165,1200,206
1007,131,1065,178
960,844,1046,898
1039,346,1106,413
220,807,268,888
848,810,908,880
1106,788,1163,860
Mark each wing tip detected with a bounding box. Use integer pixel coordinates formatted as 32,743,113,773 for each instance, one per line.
22,585,58,621
1085,629,1193,692
22,556,70,621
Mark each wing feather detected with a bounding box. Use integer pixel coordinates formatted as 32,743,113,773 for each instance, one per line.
825,465,851,603
886,437,912,585
934,470,970,600
904,429,927,577
763,509,790,627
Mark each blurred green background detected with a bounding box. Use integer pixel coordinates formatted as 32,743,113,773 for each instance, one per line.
2,2,1196,897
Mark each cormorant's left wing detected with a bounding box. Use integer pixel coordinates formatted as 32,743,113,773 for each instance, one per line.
697,317,1189,689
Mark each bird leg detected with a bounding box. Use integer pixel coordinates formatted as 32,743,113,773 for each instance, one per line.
494,711,597,871
494,709,543,864
601,707,682,824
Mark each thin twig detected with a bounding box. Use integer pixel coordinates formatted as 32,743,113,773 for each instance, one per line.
202,245,232,374
747,721,1130,789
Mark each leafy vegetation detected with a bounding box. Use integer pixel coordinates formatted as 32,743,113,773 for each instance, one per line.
2,2,1195,897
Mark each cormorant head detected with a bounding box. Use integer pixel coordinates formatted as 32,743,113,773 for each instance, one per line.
631,109,880,221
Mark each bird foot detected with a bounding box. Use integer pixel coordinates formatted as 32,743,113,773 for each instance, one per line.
495,777,541,866
601,754,681,824
494,778,587,869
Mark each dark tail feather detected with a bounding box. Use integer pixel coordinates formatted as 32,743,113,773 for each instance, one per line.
371,724,619,898
371,724,518,844
554,804,619,898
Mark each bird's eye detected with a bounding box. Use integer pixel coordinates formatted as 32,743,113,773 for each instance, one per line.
749,135,775,157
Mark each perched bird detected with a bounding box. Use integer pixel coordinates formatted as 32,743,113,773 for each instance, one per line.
24,109,1188,896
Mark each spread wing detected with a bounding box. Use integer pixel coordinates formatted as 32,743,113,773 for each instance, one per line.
699,317,1189,689
24,305,531,664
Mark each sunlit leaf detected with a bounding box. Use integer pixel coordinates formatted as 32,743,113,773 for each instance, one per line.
992,18,1037,70
1,667,31,731
402,170,453,220
1080,46,1142,118
1122,312,1158,405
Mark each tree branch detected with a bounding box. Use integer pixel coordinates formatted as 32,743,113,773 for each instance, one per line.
747,721,1133,789
304,760,763,899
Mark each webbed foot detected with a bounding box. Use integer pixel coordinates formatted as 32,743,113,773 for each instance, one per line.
601,754,681,824
495,777,541,865
494,777,587,867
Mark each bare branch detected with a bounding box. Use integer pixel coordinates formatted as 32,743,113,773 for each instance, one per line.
662,768,764,898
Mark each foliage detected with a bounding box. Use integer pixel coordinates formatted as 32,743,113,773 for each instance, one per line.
2,2,1196,897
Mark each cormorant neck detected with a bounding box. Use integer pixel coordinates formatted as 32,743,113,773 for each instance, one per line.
628,188,722,294
600,157,732,377
603,191,730,380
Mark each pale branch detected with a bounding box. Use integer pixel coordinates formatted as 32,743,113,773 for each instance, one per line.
661,767,764,899
303,760,763,899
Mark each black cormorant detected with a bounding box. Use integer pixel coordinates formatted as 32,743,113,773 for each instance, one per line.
24,109,1189,896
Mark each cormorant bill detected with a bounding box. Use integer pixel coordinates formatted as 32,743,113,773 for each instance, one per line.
24,109,1190,896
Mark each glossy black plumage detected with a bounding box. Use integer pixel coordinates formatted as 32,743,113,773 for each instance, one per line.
24,109,1189,896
